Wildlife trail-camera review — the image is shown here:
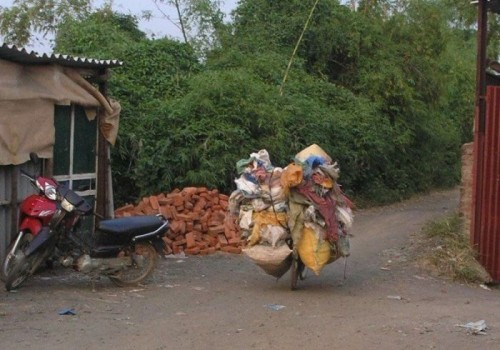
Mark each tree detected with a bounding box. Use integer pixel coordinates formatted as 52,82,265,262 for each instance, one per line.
0,0,479,206
225,0,469,201
0,0,94,47
145,0,227,57
54,9,201,203
55,8,145,57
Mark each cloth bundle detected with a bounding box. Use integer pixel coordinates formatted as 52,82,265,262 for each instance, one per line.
229,145,354,277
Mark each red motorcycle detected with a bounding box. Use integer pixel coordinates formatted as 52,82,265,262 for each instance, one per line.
2,154,169,291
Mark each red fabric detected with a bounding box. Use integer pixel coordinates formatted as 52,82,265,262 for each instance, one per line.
295,181,339,242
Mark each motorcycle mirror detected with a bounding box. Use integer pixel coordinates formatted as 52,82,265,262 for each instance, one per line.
29,152,40,165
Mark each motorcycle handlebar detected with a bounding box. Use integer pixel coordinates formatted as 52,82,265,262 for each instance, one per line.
20,169,35,182
20,168,93,215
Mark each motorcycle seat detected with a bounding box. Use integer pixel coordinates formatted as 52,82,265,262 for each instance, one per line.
97,215,166,236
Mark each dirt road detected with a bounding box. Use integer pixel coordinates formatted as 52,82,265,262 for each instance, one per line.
1,188,499,350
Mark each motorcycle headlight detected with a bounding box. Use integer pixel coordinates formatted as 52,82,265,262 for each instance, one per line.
61,197,75,212
44,184,57,201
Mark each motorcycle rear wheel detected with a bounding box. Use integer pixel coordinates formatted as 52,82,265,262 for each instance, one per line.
3,232,46,291
290,254,305,291
108,242,157,287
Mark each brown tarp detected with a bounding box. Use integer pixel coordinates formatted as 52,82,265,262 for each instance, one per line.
0,58,120,165
0,99,54,164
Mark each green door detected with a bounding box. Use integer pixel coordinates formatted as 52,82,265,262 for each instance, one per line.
53,105,97,235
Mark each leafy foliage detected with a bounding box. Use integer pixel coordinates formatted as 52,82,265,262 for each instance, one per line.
55,8,143,56
0,0,92,47
221,0,472,204
0,0,480,207
109,38,201,203
54,10,201,203
145,0,227,58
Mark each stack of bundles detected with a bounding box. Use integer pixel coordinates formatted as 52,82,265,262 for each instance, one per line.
282,144,354,275
229,145,354,279
228,150,293,278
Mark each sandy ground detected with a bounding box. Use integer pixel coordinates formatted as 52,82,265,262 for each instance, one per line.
1,188,499,350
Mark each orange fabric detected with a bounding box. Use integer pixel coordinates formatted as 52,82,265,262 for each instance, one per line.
280,163,303,194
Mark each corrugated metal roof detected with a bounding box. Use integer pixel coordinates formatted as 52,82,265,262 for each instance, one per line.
471,0,500,14
0,43,123,69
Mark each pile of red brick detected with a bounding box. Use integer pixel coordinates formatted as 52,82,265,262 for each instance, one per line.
114,187,243,256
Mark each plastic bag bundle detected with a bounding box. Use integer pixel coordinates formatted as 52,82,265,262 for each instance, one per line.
337,206,354,230
259,225,289,248
247,211,288,246
229,145,354,279
289,144,354,267
243,244,292,278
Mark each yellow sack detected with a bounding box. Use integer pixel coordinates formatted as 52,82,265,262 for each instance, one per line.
247,211,287,246
297,226,331,275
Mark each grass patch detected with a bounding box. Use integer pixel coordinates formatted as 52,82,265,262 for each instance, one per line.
418,214,490,283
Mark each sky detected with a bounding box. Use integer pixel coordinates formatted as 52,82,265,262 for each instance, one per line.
0,0,239,54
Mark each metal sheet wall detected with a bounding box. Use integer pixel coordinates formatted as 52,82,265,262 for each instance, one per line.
0,166,14,265
0,161,38,263
472,85,500,281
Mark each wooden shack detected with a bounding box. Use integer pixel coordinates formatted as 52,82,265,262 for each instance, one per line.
0,43,122,262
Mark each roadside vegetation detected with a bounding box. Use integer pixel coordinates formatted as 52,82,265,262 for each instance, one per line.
418,214,491,283
0,0,492,207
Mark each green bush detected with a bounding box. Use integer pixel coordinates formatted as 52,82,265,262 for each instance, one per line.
52,3,474,207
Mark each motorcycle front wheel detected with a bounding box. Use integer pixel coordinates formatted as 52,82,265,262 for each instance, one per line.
3,232,46,291
109,242,157,287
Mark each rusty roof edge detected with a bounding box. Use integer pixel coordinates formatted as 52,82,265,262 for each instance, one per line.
0,43,123,68
471,0,500,14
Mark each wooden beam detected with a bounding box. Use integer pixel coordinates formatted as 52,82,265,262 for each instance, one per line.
95,68,110,219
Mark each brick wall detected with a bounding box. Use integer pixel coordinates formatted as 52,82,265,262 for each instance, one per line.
460,142,473,237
